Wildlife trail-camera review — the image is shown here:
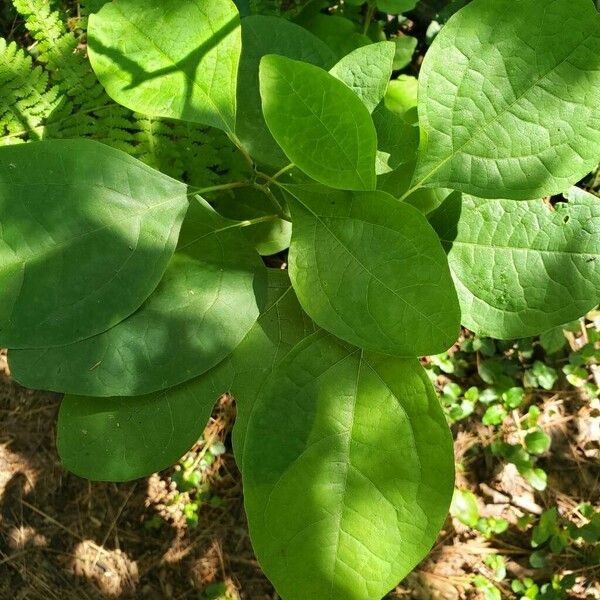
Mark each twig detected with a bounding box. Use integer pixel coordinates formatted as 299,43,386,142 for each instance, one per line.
21,499,86,542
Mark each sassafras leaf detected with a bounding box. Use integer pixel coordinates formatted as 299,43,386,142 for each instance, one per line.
243,331,454,600
413,0,600,199
260,55,377,191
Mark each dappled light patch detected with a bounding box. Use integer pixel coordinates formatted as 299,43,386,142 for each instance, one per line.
72,541,139,597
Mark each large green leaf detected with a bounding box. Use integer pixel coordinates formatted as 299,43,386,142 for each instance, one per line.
430,190,600,339
236,15,336,167
260,55,377,191
286,184,460,356
243,331,454,600
10,198,266,396
329,41,395,113
412,0,600,200
57,271,315,481
88,0,241,132
0,139,187,348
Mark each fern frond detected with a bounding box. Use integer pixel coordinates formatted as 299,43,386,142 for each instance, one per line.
0,38,60,143
12,0,64,47
2,0,249,187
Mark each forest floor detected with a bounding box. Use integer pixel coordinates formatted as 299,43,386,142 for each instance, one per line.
1,328,599,600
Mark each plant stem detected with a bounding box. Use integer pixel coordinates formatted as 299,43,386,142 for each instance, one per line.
238,214,282,228
398,182,423,202
188,181,249,196
268,162,295,183
363,1,376,35
255,183,291,221
227,132,255,170
188,433,218,473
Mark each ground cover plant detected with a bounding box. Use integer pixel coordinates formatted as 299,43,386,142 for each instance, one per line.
0,0,599,598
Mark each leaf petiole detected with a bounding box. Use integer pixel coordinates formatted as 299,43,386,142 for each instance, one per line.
188,181,250,196
266,163,295,184
238,214,282,228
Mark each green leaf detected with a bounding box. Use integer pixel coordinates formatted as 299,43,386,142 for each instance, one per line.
451,489,480,527
243,331,454,600
385,75,418,117
329,41,395,113
526,406,541,428
230,274,317,465
286,184,460,357
575,513,600,544
413,0,600,199
259,55,377,191
296,14,370,61
430,191,600,339
392,36,417,70
88,0,241,132
529,550,547,569
533,508,559,546
378,0,417,14
235,15,336,167
372,102,419,175
530,361,558,391
525,431,551,455
375,130,451,216
10,198,266,396
484,554,507,582
482,404,507,426
502,387,524,409
372,103,419,173
0,139,187,348
523,467,547,491
539,327,567,355
211,187,292,256
56,270,315,481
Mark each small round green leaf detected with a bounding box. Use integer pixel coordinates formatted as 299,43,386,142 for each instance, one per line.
10,199,266,396
88,0,241,132
0,139,187,348
287,184,460,357
524,431,551,455
243,331,454,600
259,55,377,191
450,489,480,527
414,0,600,199
430,191,600,339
